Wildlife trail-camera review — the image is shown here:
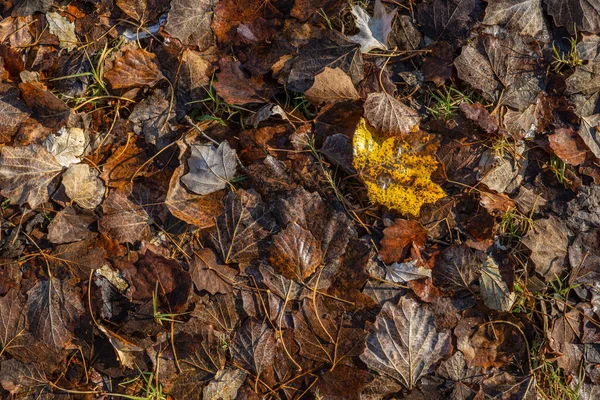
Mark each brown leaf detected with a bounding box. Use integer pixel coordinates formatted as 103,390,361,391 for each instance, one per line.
25,277,85,350
101,139,149,189
479,191,515,216
47,207,96,244
460,102,498,134
432,244,481,294
0,83,29,144
191,293,240,333
18,81,70,129
104,48,163,90
51,239,107,279
363,91,420,137
422,41,453,86
548,127,588,166
360,295,450,389
0,144,63,209
98,189,152,244
231,318,276,376
0,289,26,356
165,165,223,229
379,219,427,264
211,0,282,44
522,216,569,282
213,58,276,105
116,0,167,23
165,0,216,50
62,163,105,209
190,248,237,294
314,364,370,400
269,221,322,281
305,67,360,106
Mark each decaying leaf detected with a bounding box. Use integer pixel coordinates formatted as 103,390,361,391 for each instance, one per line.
521,216,568,282
99,189,152,243
190,248,237,294
18,81,70,129
43,127,89,167
100,139,150,189
482,0,548,40
202,368,246,400
416,0,482,47
269,221,322,280
548,127,588,166
478,142,527,193
385,260,431,283
165,0,216,50
353,118,445,216
0,144,63,208
546,0,600,34
348,0,397,53
0,83,29,143
47,207,95,244
0,289,26,356
479,256,515,311
46,12,77,51
97,324,143,369
360,296,450,389
165,165,223,228
129,88,176,149
379,219,427,264
181,141,238,196
104,48,163,89
62,163,105,209
363,92,420,137
304,67,360,105
231,318,276,376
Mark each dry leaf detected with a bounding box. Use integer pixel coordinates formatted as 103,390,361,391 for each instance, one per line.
47,207,95,244
363,92,419,137
379,219,427,264
181,141,237,196
348,0,396,53
99,189,151,243
46,12,77,51
479,256,515,311
43,127,89,167
269,221,322,280
62,163,105,209
165,0,216,50
104,48,163,89
521,216,568,282
305,67,360,105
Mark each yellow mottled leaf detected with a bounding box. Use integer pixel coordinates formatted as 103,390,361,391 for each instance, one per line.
353,118,445,216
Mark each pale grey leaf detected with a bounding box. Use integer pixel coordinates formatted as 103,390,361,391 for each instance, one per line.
349,0,397,53
62,163,105,209
385,260,431,283
181,141,238,196
482,0,548,40
43,126,89,167
479,256,515,311
46,12,77,51
202,368,246,400
164,0,216,51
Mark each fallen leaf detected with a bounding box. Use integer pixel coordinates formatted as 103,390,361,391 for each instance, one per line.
211,0,282,44
51,239,106,279
191,293,240,333
100,139,149,189
104,48,163,90
0,144,63,209
116,0,167,23
98,189,152,243
165,165,223,228
18,81,70,129
320,133,356,174
348,0,396,53
231,318,276,376
47,207,95,244
213,58,276,105
482,0,548,40
10,0,53,16
379,219,427,264
43,127,89,167
190,248,237,294
97,324,143,369
129,88,176,149
165,0,216,50
46,12,77,51
363,92,420,137
202,368,246,400
416,0,482,47
181,141,237,195
304,67,360,105
353,119,445,216
522,216,568,282
25,277,84,350
0,83,29,144
360,296,450,389
478,143,527,193
0,289,25,356
479,256,515,311
549,128,588,166
385,260,431,283
62,163,104,209
546,0,600,34
269,221,322,280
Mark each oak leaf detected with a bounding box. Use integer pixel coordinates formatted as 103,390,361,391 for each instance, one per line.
353,118,445,216
349,0,396,53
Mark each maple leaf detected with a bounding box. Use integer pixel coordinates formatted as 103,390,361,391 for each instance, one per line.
348,0,397,53
353,118,445,216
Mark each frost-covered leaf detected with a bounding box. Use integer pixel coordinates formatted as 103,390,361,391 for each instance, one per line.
305,67,360,105
231,318,276,376
43,127,89,167
546,0,600,34
360,296,450,389
25,278,85,350
202,368,246,400
181,141,238,196
98,189,152,243
165,0,216,50
482,0,548,40
353,119,445,216
385,260,431,283
269,221,322,281
0,144,63,209
62,163,105,209
46,12,77,51
348,0,396,53
454,34,544,110
363,92,420,137
571,93,600,160
479,256,515,311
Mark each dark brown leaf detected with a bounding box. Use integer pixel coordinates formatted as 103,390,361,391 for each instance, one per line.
269,221,322,281
18,81,70,129
546,0,600,34
231,318,276,376
51,239,106,279
213,58,276,105
521,216,568,282
0,83,29,144
190,248,237,294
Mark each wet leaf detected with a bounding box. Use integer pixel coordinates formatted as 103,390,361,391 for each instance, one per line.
181,141,238,196
479,256,515,311
360,296,450,389
165,0,216,50
62,163,105,209
304,67,360,105
166,165,223,228
269,221,322,281
353,119,445,216
25,278,85,350
0,144,63,209
363,92,420,137
98,189,152,243
104,48,163,89
348,0,396,53
46,11,77,51
43,127,89,167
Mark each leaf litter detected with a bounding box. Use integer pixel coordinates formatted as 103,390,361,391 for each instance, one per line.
0,0,599,398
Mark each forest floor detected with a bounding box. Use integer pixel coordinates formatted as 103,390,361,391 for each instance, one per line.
0,0,599,399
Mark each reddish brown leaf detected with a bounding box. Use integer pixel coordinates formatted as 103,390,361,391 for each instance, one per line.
47,206,96,244
270,221,322,281
0,83,29,144
51,239,107,279
98,189,152,244
104,48,163,90
548,127,588,166
213,58,276,105
211,0,282,44
379,219,427,264
479,191,515,216
190,248,237,294
101,139,149,189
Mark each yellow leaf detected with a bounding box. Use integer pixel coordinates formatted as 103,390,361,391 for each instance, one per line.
353,118,445,216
